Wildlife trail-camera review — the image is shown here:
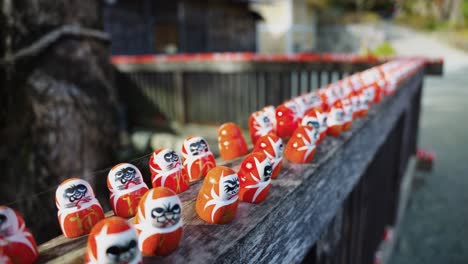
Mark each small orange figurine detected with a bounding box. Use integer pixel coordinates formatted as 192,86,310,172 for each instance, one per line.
55,178,105,238
196,166,240,224
253,133,284,179
218,122,249,161
149,149,189,194
0,206,38,264
285,125,317,163
181,136,216,182
357,90,370,117
85,217,142,264
302,110,322,143
249,110,275,145
275,101,302,138
134,187,183,256
299,92,322,113
341,98,353,132
107,163,149,218
262,105,277,131
327,100,345,137
238,152,272,203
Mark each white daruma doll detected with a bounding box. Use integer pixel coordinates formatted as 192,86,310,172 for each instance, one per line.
107,163,149,218
181,136,216,182
0,206,38,264
134,187,183,256
85,217,142,264
55,178,105,238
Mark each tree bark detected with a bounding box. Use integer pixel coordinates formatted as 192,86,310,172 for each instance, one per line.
0,0,118,243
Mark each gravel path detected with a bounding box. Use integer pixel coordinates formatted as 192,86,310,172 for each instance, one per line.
387,24,468,264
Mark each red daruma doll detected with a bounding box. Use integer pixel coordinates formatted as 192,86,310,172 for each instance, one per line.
196,166,240,224
85,217,142,264
285,125,317,163
275,101,302,138
149,149,189,194
107,163,149,218
238,152,272,203
134,187,183,256
0,206,38,264
253,133,284,179
181,136,216,182
56,178,105,238
249,110,275,145
218,122,249,161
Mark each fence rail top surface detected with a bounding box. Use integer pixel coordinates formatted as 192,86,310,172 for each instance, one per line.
110,52,443,75
37,65,424,263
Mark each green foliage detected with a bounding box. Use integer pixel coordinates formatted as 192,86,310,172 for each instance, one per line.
370,42,396,56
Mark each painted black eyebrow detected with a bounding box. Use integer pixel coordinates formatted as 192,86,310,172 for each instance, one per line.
224,179,238,185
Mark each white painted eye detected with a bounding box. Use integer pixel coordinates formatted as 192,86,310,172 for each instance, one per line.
221,130,227,136
278,112,283,117
297,133,303,138
260,142,267,148
246,163,252,169
293,143,298,148
223,141,229,146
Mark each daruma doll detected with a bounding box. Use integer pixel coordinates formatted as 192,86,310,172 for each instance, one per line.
196,166,240,224
55,178,105,238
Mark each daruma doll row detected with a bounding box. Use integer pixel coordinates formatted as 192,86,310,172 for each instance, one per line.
1,59,423,264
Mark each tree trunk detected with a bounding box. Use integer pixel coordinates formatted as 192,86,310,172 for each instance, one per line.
0,0,118,243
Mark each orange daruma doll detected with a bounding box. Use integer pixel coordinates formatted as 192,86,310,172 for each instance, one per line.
107,163,149,218
55,178,105,238
196,166,240,224
181,136,216,182
285,125,317,163
238,152,272,203
134,187,183,256
149,149,189,194
85,217,142,264
0,206,38,264
253,133,284,179
218,122,249,160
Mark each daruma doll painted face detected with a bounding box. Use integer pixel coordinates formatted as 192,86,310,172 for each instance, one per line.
55,178,105,238
85,217,142,264
238,152,272,203
196,166,240,224
327,100,345,137
249,110,275,145
149,149,189,194
107,163,149,218
218,122,249,161
134,187,183,256
181,136,216,182
302,110,322,144
285,125,317,164
0,206,38,264
253,133,284,179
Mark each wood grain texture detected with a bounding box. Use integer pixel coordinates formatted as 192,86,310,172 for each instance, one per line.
37,70,423,263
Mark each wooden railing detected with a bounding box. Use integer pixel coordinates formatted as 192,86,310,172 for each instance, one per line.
112,52,442,129
35,54,441,264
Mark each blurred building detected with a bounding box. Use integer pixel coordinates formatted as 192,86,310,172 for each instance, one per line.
104,0,262,55
251,0,318,53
